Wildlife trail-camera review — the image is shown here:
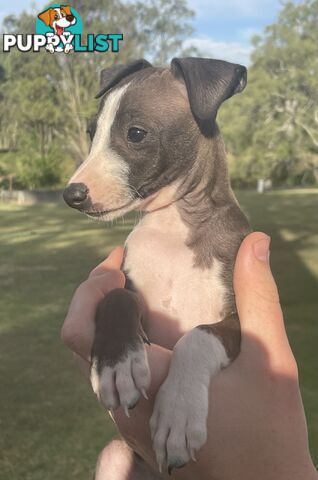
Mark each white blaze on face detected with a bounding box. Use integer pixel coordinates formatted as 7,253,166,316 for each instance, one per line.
53,8,76,28
69,84,132,211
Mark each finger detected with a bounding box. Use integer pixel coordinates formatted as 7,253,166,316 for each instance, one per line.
61,270,125,360
73,352,90,380
233,232,295,370
95,441,137,480
89,246,124,278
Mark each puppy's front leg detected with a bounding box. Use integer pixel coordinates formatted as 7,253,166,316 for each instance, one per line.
150,313,240,473
90,288,151,416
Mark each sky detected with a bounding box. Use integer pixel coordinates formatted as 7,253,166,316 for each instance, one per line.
186,0,284,64
0,0,290,65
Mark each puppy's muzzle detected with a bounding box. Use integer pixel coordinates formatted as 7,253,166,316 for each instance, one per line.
63,183,89,209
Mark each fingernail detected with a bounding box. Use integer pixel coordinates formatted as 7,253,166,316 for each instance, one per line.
253,235,271,263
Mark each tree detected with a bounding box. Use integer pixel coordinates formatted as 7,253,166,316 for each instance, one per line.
219,0,318,186
0,12,69,186
134,0,196,65
0,0,196,189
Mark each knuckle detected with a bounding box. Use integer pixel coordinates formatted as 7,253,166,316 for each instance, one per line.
97,440,124,469
71,280,100,305
88,267,124,283
273,355,299,380
288,356,299,378
276,351,299,378
82,270,125,294
60,322,74,346
75,279,91,294
60,323,83,353
99,269,125,286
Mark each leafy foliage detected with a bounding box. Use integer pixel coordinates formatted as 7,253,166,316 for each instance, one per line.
219,0,318,187
1,0,318,189
0,0,195,189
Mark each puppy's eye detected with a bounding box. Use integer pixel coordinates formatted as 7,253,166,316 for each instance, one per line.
128,127,147,143
54,14,59,19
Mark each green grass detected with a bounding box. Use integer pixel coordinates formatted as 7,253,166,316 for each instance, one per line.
0,188,317,478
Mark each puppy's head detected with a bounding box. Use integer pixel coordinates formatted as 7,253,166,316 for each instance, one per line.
63,58,247,220
38,6,76,32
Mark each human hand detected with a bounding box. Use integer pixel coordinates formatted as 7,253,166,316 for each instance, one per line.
61,246,126,361
62,233,317,480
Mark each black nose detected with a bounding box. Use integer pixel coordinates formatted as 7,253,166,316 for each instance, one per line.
66,14,74,22
63,183,89,209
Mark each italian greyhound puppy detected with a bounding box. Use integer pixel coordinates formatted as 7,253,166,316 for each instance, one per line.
63,57,251,477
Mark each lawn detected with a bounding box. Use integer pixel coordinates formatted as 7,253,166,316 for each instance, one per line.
0,188,317,478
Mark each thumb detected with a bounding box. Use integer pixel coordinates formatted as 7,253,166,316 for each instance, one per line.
234,232,294,370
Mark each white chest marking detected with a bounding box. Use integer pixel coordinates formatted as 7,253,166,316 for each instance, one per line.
124,204,227,348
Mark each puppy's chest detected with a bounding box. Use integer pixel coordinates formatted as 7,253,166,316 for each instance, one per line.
123,208,227,348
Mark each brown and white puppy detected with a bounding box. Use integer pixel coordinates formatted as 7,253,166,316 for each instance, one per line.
63,58,251,475
38,5,76,53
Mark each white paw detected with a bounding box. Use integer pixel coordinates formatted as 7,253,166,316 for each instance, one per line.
64,44,73,54
149,327,229,473
91,345,150,415
150,372,209,473
45,44,55,54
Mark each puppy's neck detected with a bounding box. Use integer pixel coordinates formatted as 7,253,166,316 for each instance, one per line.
136,131,244,270
143,135,237,231
180,133,238,210
141,131,236,221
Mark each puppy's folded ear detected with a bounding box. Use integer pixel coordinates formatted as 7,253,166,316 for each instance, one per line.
96,59,152,99
38,8,52,26
171,57,247,125
61,5,72,16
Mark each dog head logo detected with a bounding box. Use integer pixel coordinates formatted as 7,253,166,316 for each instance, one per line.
38,5,76,35
36,4,82,53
